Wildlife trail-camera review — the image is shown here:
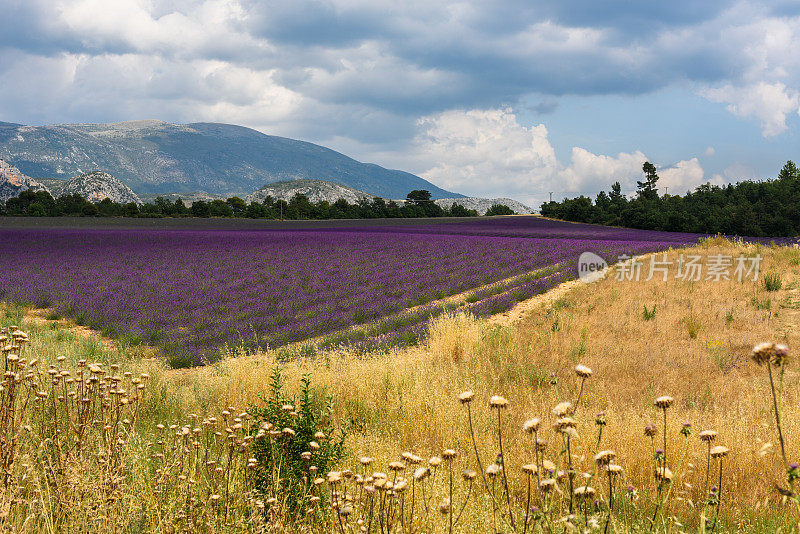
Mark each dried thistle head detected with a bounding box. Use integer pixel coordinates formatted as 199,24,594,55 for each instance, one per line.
388,461,405,472
523,417,541,434
413,467,430,481
654,466,674,482
359,457,373,466
699,430,718,443
429,456,442,467
654,396,674,410
521,464,538,475
438,499,451,515
442,449,457,460
539,478,556,492
573,486,596,499
774,344,790,366
575,364,592,379
486,464,501,478
606,464,623,476
594,450,616,466
489,395,509,409
552,402,572,417
710,445,730,459
752,342,776,366
462,469,477,481
459,391,475,404
553,417,577,433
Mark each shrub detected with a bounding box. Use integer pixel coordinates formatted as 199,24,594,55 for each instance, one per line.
249,368,345,514
763,272,783,291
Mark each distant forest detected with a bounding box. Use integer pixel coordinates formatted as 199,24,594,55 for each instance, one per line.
541,161,800,237
1,189,517,219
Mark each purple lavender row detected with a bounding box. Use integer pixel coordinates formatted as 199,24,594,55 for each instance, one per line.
0,218,703,365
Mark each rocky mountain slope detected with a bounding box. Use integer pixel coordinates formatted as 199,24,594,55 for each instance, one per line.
50,171,142,205
139,191,222,206
434,197,533,214
247,179,372,204
0,158,48,202
0,120,460,200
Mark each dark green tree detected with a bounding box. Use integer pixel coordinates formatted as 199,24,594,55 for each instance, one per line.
778,160,799,181
637,162,660,201
485,204,516,216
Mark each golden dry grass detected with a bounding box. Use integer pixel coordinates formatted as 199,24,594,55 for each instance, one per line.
152,239,800,529
4,238,800,531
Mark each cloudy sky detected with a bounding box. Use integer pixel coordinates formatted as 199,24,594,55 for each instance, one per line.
2,0,799,206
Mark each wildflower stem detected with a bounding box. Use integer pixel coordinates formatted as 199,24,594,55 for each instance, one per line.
767,362,788,468
454,480,472,525
704,441,711,502
496,408,516,530
710,460,723,532
566,434,575,514
604,473,614,534
523,473,531,534
448,460,454,534
574,377,586,416
466,404,491,496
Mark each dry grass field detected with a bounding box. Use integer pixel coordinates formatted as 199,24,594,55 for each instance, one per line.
3,237,800,532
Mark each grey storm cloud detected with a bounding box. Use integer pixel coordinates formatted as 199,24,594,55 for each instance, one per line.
0,0,798,194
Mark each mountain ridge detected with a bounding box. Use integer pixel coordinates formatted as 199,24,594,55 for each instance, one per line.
0,120,461,200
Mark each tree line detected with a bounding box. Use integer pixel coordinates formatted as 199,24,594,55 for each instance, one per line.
540,161,800,237
1,188,517,219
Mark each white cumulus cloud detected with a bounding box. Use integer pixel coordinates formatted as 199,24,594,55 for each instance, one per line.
701,82,800,137
412,107,710,207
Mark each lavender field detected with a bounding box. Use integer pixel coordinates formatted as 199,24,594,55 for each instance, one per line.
0,217,702,366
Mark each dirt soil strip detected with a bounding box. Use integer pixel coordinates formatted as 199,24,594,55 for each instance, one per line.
488,277,597,327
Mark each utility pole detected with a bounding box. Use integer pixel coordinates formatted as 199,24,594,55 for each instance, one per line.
549,192,553,202
664,187,669,196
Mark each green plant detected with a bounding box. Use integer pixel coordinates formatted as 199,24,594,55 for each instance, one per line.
683,315,702,339
751,297,772,311
763,272,783,291
249,368,345,514
642,304,656,321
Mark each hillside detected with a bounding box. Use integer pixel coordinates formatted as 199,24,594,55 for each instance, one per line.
0,120,460,200
0,158,48,202
247,179,372,204
434,196,532,214
52,171,142,205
